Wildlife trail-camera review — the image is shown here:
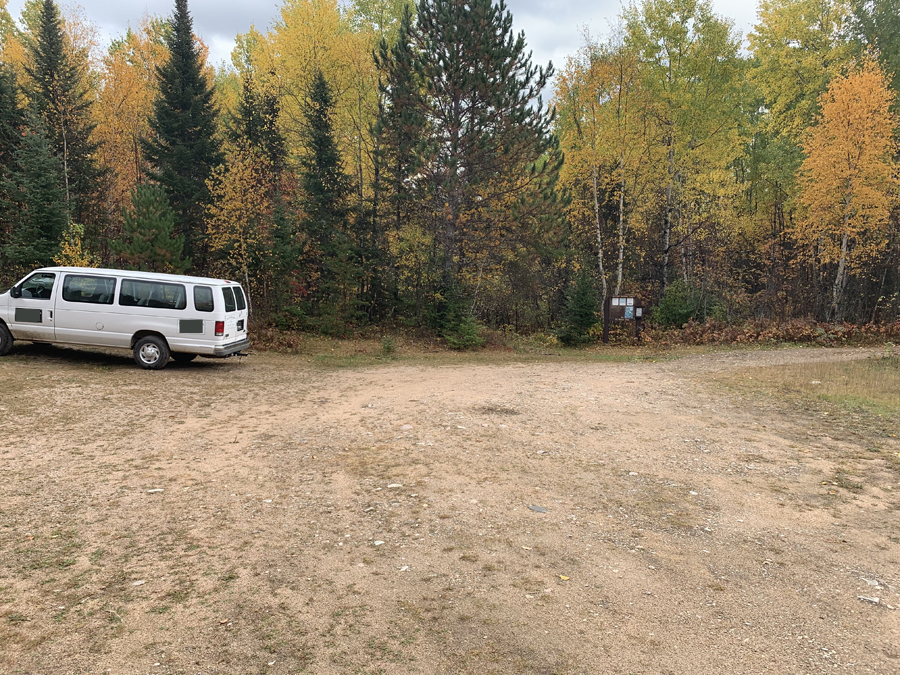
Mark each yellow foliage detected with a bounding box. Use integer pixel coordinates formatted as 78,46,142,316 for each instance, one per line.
54,222,99,267
93,17,167,230
798,57,899,268
206,146,276,290
237,0,379,193
749,0,856,141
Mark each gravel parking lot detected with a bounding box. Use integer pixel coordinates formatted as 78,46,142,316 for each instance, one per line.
1,344,898,674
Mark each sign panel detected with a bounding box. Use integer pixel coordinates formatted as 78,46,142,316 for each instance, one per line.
609,297,640,320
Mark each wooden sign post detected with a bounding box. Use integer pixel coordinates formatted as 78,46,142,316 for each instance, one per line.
602,296,643,344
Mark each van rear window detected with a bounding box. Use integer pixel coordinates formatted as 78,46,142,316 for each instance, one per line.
120,279,186,310
194,286,214,312
233,286,246,311
222,287,236,312
63,275,116,304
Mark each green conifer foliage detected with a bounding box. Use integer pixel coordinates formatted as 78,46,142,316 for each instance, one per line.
112,183,190,274
556,268,599,345
0,66,24,284
414,0,562,283
24,0,104,227
1,111,68,273
0,65,23,194
228,72,286,173
298,70,360,329
143,0,222,269
374,3,424,235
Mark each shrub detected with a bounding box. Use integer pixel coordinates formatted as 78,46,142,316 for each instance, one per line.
651,279,702,328
444,314,485,350
556,270,599,345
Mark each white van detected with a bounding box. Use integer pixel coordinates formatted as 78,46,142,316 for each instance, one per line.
0,267,250,369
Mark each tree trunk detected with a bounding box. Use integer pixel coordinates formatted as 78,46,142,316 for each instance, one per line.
662,142,674,293
831,188,854,322
832,231,850,322
616,154,625,296
593,165,608,302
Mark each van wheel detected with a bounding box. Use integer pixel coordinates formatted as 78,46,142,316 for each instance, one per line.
0,324,12,356
134,336,169,370
172,352,197,363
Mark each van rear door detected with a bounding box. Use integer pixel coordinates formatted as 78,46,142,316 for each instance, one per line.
232,285,249,342
220,285,249,342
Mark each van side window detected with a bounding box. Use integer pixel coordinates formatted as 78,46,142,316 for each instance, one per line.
222,287,236,312
194,286,214,312
62,275,116,304
233,286,246,311
119,279,187,310
19,272,56,299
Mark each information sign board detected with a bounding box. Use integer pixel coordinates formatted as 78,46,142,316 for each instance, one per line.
602,296,644,344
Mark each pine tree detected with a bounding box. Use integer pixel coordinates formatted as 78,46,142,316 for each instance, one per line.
24,0,104,227
143,0,222,270
111,183,190,274
298,70,360,326
412,0,562,287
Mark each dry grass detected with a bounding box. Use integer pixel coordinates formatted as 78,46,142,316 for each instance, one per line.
726,353,900,418
714,351,900,478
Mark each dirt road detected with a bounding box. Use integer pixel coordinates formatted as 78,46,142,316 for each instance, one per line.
1,345,898,674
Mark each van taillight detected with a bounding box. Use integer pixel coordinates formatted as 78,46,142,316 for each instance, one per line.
215,321,224,336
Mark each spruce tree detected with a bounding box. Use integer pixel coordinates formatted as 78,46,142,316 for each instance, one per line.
24,0,104,227
1,111,68,273
0,64,25,224
143,0,222,270
111,183,190,274
556,268,599,345
374,3,424,238
0,65,24,200
298,70,359,325
228,72,286,173
227,71,296,311
0,66,25,284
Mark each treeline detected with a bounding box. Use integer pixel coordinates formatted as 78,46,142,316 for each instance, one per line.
0,0,898,343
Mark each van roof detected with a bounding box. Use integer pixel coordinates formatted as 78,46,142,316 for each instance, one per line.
36,267,241,287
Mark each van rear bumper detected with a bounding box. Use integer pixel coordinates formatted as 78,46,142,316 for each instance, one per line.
212,338,251,357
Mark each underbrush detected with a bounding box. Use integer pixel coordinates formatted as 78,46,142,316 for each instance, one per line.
644,318,900,347
249,317,900,356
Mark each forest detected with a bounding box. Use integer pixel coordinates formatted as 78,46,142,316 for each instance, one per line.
0,0,898,345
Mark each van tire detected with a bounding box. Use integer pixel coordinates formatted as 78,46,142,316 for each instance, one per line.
134,335,169,370
0,324,12,356
172,352,197,363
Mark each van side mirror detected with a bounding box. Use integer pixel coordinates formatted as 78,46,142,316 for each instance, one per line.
10,286,21,298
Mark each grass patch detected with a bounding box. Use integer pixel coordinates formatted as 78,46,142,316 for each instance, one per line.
250,329,758,370
725,354,900,419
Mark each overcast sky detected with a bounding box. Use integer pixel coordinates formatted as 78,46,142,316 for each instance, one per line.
6,0,761,72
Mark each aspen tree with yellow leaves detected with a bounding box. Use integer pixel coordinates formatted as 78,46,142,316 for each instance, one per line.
206,146,277,311
798,57,899,321
94,18,168,234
